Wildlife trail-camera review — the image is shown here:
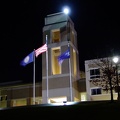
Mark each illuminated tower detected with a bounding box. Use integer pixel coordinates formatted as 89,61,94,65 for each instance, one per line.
42,12,80,103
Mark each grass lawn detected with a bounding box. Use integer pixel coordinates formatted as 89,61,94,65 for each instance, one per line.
0,100,120,119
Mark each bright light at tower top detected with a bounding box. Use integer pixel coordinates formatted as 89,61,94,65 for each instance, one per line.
63,6,70,14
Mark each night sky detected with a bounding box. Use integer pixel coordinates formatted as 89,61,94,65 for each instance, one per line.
0,0,120,83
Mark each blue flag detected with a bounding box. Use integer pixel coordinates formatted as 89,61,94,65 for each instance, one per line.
58,48,70,65
20,51,34,66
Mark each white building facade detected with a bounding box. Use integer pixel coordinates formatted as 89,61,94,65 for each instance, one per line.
85,57,120,101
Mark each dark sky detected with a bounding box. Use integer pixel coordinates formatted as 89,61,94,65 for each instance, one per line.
0,0,120,83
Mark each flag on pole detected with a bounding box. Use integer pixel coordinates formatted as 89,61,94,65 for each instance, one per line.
58,48,70,65
20,51,34,66
35,44,47,57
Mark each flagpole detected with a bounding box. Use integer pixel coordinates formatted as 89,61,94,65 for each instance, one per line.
33,49,36,105
67,19,72,102
46,35,49,103
68,41,72,102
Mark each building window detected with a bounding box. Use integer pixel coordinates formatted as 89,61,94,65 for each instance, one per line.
90,68,100,79
51,47,61,75
5,95,7,100
71,31,74,44
0,95,7,101
81,93,87,101
73,49,77,77
91,88,102,95
52,29,60,43
0,96,3,101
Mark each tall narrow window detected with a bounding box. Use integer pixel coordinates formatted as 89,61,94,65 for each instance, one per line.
52,29,60,43
73,49,77,76
0,96,2,101
71,31,74,44
51,47,61,75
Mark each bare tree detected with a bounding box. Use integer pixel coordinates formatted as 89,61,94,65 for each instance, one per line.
89,57,120,102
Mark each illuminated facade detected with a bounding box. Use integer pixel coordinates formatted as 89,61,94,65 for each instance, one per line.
0,82,42,108
0,12,86,108
42,12,80,103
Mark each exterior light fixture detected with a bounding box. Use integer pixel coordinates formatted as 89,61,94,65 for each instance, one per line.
113,56,120,100
63,6,70,15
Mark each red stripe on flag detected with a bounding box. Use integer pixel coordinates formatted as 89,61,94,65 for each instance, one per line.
35,44,47,57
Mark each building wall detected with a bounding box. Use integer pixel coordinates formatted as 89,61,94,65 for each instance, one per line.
0,71,87,108
0,83,42,108
85,58,119,101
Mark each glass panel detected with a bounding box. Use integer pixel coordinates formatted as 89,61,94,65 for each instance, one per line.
91,88,102,95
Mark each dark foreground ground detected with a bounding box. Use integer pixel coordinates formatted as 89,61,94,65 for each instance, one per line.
0,100,120,119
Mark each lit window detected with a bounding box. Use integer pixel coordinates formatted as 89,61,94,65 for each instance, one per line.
52,29,60,43
73,49,77,76
51,47,61,75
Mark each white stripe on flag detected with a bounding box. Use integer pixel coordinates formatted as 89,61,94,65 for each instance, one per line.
35,44,47,57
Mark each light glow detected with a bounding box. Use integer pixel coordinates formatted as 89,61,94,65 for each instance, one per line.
63,6,70,14
50,97,67,103
113,56,119,63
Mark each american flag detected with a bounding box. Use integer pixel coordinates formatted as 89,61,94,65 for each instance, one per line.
35,44,47,57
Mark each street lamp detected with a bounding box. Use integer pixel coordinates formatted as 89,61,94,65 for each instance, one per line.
113,56,119,100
